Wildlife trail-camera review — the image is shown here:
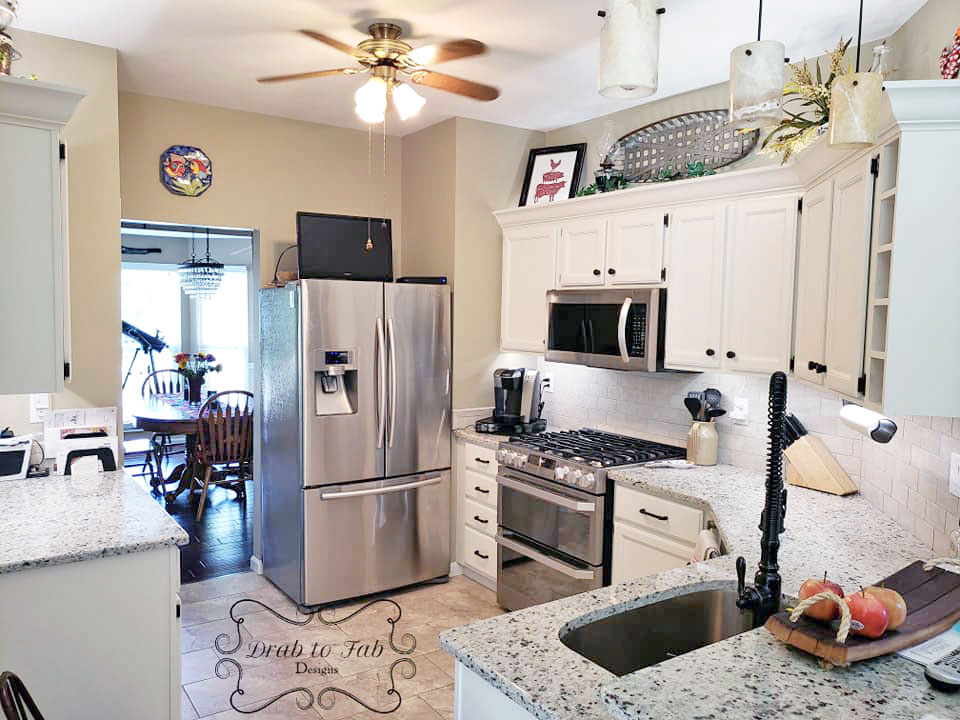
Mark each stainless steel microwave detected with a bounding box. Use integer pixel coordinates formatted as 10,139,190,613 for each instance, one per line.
545,288,665,371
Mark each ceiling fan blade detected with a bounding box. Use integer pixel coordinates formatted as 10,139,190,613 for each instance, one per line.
299,29,376,62
407,39,487,66
257,68,357,83
410,70,499,101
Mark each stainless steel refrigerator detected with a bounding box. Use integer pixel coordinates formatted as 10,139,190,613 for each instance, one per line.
260,279,451,606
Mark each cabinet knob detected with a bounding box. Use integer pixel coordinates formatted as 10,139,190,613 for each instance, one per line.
608,268,616,275
593,268,601,276
705,349,715,357
808,360,818,371
726,351,736,359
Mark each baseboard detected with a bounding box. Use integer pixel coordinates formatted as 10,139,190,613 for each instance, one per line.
249,555,263,575
458,564,496,592
450,561,463,577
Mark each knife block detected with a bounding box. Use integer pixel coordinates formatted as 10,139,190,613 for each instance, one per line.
784,435,858,496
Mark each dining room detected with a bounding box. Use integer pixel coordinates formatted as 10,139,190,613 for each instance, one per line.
120,220,258,582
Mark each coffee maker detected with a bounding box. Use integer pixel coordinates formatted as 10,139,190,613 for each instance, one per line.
475,368,546,435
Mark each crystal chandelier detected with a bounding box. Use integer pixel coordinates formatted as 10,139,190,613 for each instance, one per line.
178,228,224,299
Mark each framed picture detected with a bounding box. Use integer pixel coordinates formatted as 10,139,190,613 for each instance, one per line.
519,144,586,207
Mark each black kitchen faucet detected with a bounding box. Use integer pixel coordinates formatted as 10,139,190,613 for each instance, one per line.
736,371,789,628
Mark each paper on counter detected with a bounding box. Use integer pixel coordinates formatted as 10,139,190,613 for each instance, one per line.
897,621,960,665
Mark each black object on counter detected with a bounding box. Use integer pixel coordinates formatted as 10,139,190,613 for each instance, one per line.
475,417,547,435
736,371,788,628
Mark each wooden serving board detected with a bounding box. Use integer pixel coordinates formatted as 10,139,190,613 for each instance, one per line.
765,561,960,665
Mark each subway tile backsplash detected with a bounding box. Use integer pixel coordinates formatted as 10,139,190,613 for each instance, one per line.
536,360,960,556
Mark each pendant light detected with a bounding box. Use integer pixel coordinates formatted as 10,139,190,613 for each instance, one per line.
728,0,785,129
598,0,664,99
829,0,883,149
178,228,224,299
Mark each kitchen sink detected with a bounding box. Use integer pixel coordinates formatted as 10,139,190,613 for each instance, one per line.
559,589,755,676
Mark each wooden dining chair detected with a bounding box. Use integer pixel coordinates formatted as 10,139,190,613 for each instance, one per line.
0,672,45,720
141,368,186,494
192,390,254,520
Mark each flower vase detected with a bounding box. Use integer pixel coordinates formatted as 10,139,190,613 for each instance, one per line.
188,377,204,404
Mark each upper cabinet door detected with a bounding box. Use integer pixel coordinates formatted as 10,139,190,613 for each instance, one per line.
556,218,607,287
605,209,665,285
501,223,559,352
664,204,727,370
722,195,799,374
793,179,834,385
824,158,874,396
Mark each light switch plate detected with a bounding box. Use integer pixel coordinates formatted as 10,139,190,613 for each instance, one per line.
731,397,749,425
541,374,554,393
29,393,49,424
950,453,960,498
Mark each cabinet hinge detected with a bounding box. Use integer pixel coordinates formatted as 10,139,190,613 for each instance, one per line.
59,142,66,160
660,267,666,282
63,362,71,379
176,603,181,619
857,374,867,394
870,157,880,177
797,198,803,213
663,213,669,228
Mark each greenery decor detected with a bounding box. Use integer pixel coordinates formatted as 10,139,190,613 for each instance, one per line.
761,37,853,163
576,176,629,196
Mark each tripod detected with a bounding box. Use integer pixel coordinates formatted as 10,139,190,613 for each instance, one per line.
122,321,167,390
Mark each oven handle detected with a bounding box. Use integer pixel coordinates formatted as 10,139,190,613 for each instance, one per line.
496,532,599,581
617,297,632,363
496,474,596,513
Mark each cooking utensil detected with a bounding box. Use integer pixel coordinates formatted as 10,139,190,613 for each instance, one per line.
704,388,721,410
706,408,726,420
684,397,702,421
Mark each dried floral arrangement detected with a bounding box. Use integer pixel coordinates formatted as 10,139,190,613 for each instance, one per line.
761,38,852,163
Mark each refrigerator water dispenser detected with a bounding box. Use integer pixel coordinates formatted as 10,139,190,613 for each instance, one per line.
314,349,357,415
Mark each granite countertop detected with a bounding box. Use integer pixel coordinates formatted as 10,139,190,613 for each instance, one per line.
453,425,511,450
0,470,189,574
441,464,955,720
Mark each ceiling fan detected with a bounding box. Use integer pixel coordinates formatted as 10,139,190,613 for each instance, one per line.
258,23,500,123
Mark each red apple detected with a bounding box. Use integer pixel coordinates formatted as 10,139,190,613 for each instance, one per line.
846,589,889,639
797,573,845,621
864,586,908,630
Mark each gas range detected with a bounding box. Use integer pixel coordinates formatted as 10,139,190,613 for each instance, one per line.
496,429,685,495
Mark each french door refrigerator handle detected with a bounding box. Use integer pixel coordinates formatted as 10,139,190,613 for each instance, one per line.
387,317,397,448
376,318,386,448
320,475,442,500
496,532,598,581
496,474,596,513
617,297,633,363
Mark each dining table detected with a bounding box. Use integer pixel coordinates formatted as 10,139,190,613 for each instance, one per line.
129,393,206,502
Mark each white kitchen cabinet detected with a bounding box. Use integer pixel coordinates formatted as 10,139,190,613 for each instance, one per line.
0,77,84,394
557,217,607,287
793,178,834,385
612,521,697,584
824,157,875,396
500,223,558,352
455,439,498,588
606,209,666,285
721,194,799,373
663,203,728,370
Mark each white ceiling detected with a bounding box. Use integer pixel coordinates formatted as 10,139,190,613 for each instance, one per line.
15,0,924,136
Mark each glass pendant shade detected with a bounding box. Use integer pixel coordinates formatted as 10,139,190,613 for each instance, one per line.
829,72,883,149
729,40,785,129
354,77,387,124
598,0,661,99
392,82,426,120
179,231,224,299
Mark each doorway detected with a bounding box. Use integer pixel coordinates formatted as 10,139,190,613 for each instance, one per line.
120,220,260,582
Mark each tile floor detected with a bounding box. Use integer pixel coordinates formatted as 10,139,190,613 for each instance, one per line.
179,572,503,719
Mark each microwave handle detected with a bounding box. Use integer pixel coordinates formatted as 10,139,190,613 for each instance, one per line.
617,297,633,363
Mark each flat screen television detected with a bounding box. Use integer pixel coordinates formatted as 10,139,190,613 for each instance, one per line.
296,212,393,282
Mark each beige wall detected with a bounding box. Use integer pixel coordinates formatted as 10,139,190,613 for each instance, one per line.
889,0,960,81
400,119,456,283
0,29,121,436
118,92,403,287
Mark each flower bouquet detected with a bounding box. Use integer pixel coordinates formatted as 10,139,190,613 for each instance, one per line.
175,352,222,403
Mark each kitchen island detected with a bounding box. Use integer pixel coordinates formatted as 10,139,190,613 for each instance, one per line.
440,464,957,720
0,470,188,719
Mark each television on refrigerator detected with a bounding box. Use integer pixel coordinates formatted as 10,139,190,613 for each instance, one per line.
296,212,393,282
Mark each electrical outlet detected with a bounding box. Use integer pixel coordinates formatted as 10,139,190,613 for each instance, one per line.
541,374,554,393
29,394,49,424
950,453,960,499
731,397,749,426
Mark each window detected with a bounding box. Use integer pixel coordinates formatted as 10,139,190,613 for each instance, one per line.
194,267,250,392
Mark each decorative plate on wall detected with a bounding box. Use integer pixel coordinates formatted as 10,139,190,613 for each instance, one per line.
614,110,758,183
160,145,213,197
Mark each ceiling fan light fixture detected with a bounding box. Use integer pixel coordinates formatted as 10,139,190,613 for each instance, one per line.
354,76,388,124
598,0,661,99
392,82,426,120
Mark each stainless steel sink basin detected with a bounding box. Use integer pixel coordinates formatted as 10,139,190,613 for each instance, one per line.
559,589,755,676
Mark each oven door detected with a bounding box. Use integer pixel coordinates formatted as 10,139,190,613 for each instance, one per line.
497,531,602,611
545,289,661,371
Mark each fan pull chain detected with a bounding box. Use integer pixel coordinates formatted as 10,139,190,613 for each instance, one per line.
382,110,388,237
366,122,374,251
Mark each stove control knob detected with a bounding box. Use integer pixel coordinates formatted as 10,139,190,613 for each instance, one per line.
516,454,529,467
497,449,509,463
579,472,596,489
554,466,569,481
570,469,583,485
506,451,518,466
